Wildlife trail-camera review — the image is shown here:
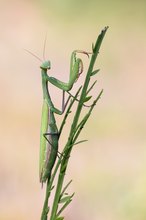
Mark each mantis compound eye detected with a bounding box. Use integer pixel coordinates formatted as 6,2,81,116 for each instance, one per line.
40,60,51,70
46,60,51,69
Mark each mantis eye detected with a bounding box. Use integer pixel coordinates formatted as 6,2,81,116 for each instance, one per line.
46,60,51,69
40,60,51,70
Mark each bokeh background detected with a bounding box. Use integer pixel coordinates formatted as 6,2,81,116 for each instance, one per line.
0,1,146,219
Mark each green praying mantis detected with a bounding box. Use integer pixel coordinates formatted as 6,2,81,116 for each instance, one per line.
39,50,90,184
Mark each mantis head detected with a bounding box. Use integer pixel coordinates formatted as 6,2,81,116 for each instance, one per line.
40,60,51,70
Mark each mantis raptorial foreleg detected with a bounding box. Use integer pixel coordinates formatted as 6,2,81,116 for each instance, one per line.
45,50,90,91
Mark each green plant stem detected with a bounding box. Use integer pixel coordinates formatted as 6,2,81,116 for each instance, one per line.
70,27,108,134
50,26,108,220
41,158,61,220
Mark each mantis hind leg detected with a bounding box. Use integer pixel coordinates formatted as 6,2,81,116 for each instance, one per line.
43,133,70,160
43,133,62,158
43,132,59,145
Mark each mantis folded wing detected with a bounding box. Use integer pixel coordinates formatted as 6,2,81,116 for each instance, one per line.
40,99,59,183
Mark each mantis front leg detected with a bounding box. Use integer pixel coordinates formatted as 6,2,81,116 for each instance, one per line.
46,50,90,91
40,50,91,115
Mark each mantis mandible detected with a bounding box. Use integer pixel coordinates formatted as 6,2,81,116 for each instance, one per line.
39,50,89,184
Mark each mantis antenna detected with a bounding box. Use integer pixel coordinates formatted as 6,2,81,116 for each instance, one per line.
25,31,48,62
43,31,48,61
24,49,43,62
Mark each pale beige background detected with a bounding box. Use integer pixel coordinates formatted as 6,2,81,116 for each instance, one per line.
0,1,146,220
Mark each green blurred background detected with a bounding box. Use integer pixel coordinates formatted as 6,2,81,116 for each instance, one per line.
0,1,146,219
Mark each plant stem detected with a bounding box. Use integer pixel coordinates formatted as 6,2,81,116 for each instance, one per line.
70,26,108,134
49,26,108,220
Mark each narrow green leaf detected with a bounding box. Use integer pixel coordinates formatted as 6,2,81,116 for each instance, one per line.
45,206,50,214
93,26,109,55
59,196,71,204
74,140,88,146
67,140,88,149
60,180,72,199
57,200,71,217
92,43,95,53
86,80,97,95
57,193,74,217
90,69,100,76
56,217,64,220
84,96,92,102
51,185,55,191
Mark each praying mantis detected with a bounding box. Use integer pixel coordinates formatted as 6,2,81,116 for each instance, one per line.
39,50,90,184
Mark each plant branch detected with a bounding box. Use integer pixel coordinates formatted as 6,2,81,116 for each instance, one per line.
49,26,108,220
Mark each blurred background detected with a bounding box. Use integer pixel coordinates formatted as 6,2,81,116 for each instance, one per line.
0,1,146,219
